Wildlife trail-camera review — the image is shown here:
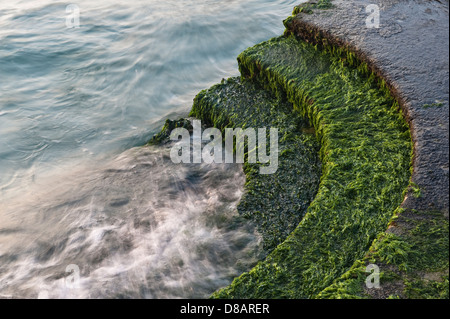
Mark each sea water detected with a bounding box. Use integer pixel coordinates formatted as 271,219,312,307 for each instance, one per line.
0,0,301,298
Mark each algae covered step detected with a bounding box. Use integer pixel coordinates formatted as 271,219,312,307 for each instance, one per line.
190,77,322,253
212,35,412,299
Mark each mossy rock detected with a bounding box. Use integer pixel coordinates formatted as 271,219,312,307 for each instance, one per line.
148,33,414,298
147,118,193,145
292,0,334,15
319,209,449,299
211,34,412,299
190,77,322,252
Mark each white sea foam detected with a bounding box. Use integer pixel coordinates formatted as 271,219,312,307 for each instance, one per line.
0,144,263,298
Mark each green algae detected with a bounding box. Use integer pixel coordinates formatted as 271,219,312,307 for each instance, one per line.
210,34,412,299
409,182,422,199
318,209,449,299
292,0,333,15
146,16,415,299
422,102,444,109
147,79,322,253
190,78,322,252
147,118,193,145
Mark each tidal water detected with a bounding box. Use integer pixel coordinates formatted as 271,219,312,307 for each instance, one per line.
0,0,302,298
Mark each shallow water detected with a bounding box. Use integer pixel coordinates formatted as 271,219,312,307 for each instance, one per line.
0,0,302,298
0,143,264,298
0,0,301,197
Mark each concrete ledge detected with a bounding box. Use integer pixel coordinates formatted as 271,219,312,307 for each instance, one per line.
285,0,449,213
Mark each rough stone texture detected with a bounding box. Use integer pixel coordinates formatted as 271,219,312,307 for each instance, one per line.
287,0,449,213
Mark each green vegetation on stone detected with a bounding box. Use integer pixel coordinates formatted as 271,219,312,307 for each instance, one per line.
409,182,422,199
292,0,334,14
147,118,193,145
147,13,417,298
211,34,412,299
422,102,444,109
319,209,449,299
190,77,322,252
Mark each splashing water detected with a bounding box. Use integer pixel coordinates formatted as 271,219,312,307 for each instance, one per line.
0,143,263,298
0,0,303,298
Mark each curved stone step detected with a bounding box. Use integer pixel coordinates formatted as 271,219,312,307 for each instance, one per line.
190,77,322,253
286,0,449,213
283,0,449,299
210,34,412,298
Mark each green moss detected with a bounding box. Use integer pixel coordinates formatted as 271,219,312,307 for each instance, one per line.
147,14,414,298
319,209,449,299
292,0,334,15
404,276,449,299
210,34,412,299
422,102,444,109
147,118,193,145
190,78,322,252
409,182,422,199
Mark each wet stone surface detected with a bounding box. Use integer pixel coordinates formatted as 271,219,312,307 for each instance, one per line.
287,0,449,213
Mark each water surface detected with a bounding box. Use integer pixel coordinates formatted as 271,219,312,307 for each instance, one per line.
0,0,302,298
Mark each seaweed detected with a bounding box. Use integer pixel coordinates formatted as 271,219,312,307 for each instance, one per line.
147,18,415,300
292,0,334,15
190,78,322,252
319,209,449,299
211,35,412,299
